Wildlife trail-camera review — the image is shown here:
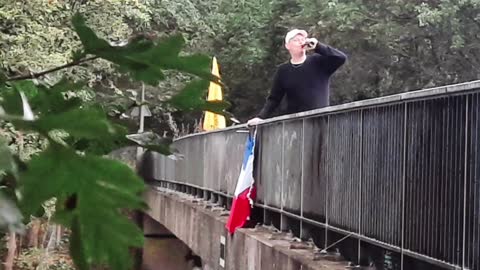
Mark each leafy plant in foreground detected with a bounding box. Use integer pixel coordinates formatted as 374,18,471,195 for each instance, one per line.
0,13,230,270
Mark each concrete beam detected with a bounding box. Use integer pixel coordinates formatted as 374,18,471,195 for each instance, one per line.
144,187,349,270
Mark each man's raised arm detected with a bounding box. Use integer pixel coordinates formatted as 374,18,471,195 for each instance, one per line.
313,42,347,74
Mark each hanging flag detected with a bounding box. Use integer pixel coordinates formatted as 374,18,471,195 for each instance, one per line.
203,56,226,131
226,131,257,234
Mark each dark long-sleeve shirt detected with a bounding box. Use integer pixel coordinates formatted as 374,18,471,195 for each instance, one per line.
257,43,347,119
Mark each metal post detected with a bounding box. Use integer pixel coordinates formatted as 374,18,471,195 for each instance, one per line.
401,102,408,270
280,122,285,231
325,115,330,250
136,83,146,163
300,119,305,238
358,110,364,266
462,96,469,269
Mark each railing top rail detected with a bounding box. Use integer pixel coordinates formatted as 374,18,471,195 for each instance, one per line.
175,79,480,142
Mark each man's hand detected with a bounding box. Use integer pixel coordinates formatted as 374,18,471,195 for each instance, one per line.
304,38,318,51
247,117,263,126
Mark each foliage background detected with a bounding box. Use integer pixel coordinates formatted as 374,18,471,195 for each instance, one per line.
1,0,479,269
3,0,479,127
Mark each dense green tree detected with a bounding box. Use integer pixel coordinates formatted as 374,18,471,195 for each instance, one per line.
3,0,480,125
294,0,480,103
208,0,480,119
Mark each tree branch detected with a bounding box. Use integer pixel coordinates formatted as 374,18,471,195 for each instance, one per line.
6,56,99,81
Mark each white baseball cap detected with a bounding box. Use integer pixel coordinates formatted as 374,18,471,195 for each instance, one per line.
285,29,308,44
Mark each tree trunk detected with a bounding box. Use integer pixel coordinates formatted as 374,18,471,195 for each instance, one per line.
40,222,48,249
17,234,23,256
27,218,41,248
46,225,55,251
4,232,16,270
55,225,62,247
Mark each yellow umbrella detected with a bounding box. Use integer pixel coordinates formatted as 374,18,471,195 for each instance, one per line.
203,56,226,131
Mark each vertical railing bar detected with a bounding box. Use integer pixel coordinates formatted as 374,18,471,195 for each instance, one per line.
474,94,479,270
260,128,267,220
446,97,452,263
341,115,345,228
202,137,206,196
452,97,459,265
462,95,469,269
377,107,381,242
439,98,446,260
450,97,457,265
457,95,464,267
216,134,220,194
401,102,408,270
280,122,285,230
421,100,427,256
381,106,386,244
392,105,399,245
432,98,439,258
455,96,461,265
451,98,458,265
346,114,350,231
385,106,391,244
300,119,305,238
325,115,330,250
358,109,364,265
260,124,266,226
425,98,431,257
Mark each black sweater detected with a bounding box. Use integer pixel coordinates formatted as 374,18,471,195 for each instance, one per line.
257,43,347,119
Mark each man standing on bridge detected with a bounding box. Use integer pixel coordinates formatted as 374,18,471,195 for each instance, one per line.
247,29,347,125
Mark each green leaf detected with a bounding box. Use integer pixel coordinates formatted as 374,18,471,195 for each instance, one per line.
0,140,22,231
72,13,164,85
13,81,38,99
146,37,220,83
68,123,130,155
168,79,209,110
33,79,84,115
47,77,85,93
72,14,110,54
167,79,231,114
30,107,116,140
70,216,88,270
150,34,184,60
0,80,84,119
170,54,213,79
54,108,111,137
72,128,175,156
0,139,16,176
0,84,24,116
0,193,23,233
71,50,87,62
123,35,157,55
72,14,221,86
0,70,7,86
20,145,145,270
126,132,174,155
203,100,232,114
146,35,219,82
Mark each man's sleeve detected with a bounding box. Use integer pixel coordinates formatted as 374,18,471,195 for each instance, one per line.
314,43,347,75
257,70,285,119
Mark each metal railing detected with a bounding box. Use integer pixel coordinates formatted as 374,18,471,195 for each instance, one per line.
141,80,480,270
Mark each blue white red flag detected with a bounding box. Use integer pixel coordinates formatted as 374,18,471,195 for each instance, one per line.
226,132,257,234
